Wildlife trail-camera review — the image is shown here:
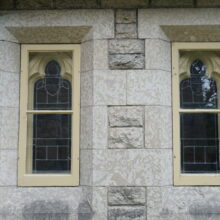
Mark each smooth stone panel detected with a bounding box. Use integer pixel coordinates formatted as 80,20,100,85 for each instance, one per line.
93,149,172,186
109,54,145,69
108,207,145,220
151,0,193,7
93,70,126,105
109,39,144,54
0,42,20,73
147,187,220,219
109,127,144,149
0,107,19,149
145,39,171,71
101,0,149,8
108,106,144,127
116,23,137,38
108,187,145,205
127,70,171,106
0,72,19,107
145,106,172,148
116,9,137,24
0,150,17,186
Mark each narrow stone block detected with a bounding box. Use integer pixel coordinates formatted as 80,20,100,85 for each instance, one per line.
101,0,149,8
108,187,145,205
109,54,144,69
151,0,193,7
109,39,144,54
108,106,144,127
108,207,145,220
54,0,99,9
116,9,136,23
16,0,53,9
116,24,137,38
197,0,220,6
109,128,143,149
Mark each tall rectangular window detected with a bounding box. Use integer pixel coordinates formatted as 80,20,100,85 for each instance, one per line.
18,45,80,186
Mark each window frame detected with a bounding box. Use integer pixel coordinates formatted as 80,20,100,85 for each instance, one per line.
173,42,220,186
18,44,80,186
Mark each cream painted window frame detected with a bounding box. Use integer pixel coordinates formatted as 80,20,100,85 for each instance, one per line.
172,42,220,186
18,44,80,186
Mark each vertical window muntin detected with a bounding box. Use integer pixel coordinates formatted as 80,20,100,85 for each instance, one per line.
18,45,80,186
172,43,220,185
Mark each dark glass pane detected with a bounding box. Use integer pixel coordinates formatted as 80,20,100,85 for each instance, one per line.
180,60,217,109
32,114,71,173
181,113,219,173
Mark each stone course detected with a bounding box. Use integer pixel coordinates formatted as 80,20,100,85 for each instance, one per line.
116,10,136,23
116,23,137,39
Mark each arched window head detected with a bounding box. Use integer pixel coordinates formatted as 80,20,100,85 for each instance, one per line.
45,60,61,77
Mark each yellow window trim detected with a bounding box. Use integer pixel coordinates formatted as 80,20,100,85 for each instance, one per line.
18,44,80,186
173,42,220,186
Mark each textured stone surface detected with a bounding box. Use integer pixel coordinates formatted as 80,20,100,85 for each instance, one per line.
147,187,220,219
108,106,144,127
116,9,137,24
81,40,93,72
81,71,93,107
152,0,193,7
55,0,99,9
116,24,137,38
0,150,17,186
127,70,171,106
0,0,14,9
109,39,144,54
109,128,144,149
109,54,145,69
16,0,53,9
108,187,145,205
145,106,172,148
0,107,19,149
101,0,149,8
197,0,220,6
108,207,145,220
0,42,20,73
0,72,19,107
78,200,93,220
145,39,171,71
93,149,172,186
93,70,126,105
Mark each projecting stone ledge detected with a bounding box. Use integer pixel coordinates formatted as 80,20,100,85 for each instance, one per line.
109,54,145,69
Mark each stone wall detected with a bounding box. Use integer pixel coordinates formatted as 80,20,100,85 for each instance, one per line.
1,7,220,220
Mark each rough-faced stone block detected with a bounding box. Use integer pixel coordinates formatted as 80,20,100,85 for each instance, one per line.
197,0,220,6
145,39,171,71
151,0,193,7
108,187,145,205
109,128,144,149
0,107,19,149
0,42,20,73
101,0,149,8
54,0,99,9
108,106,144,127
93,70,126,105
108,207,145,220
116,24,137,38
116,9,137,23
127,70,171,106
16,0,53,9
145,106,172,148
109,39,145,54
109,54,145,69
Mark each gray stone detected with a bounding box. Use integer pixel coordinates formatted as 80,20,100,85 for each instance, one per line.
0,0,14,9
108,187,145,205
108,207,145,220
78,201,93,220
109,128,144,149
16,0,53,9
108,106,144,127
54,0,100,9
197,0,220,7
116,24,137,38
151,0,193,7
109,40,145,54
109,54,145,69
101,0,149,8
116,9,137,23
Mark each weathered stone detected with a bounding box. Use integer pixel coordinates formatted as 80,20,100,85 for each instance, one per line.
109,39,144,54
197,0,220,6
109,128,144,149
108,106,144,127
101,0,149,8
78,201,93,220
108,207,145,220
16,0,53,9
54,0,99,9
108,187,145,205
0,0,14,9
116,9,137,23
116,24,137,38
109,54,145,69
151,0,193,7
